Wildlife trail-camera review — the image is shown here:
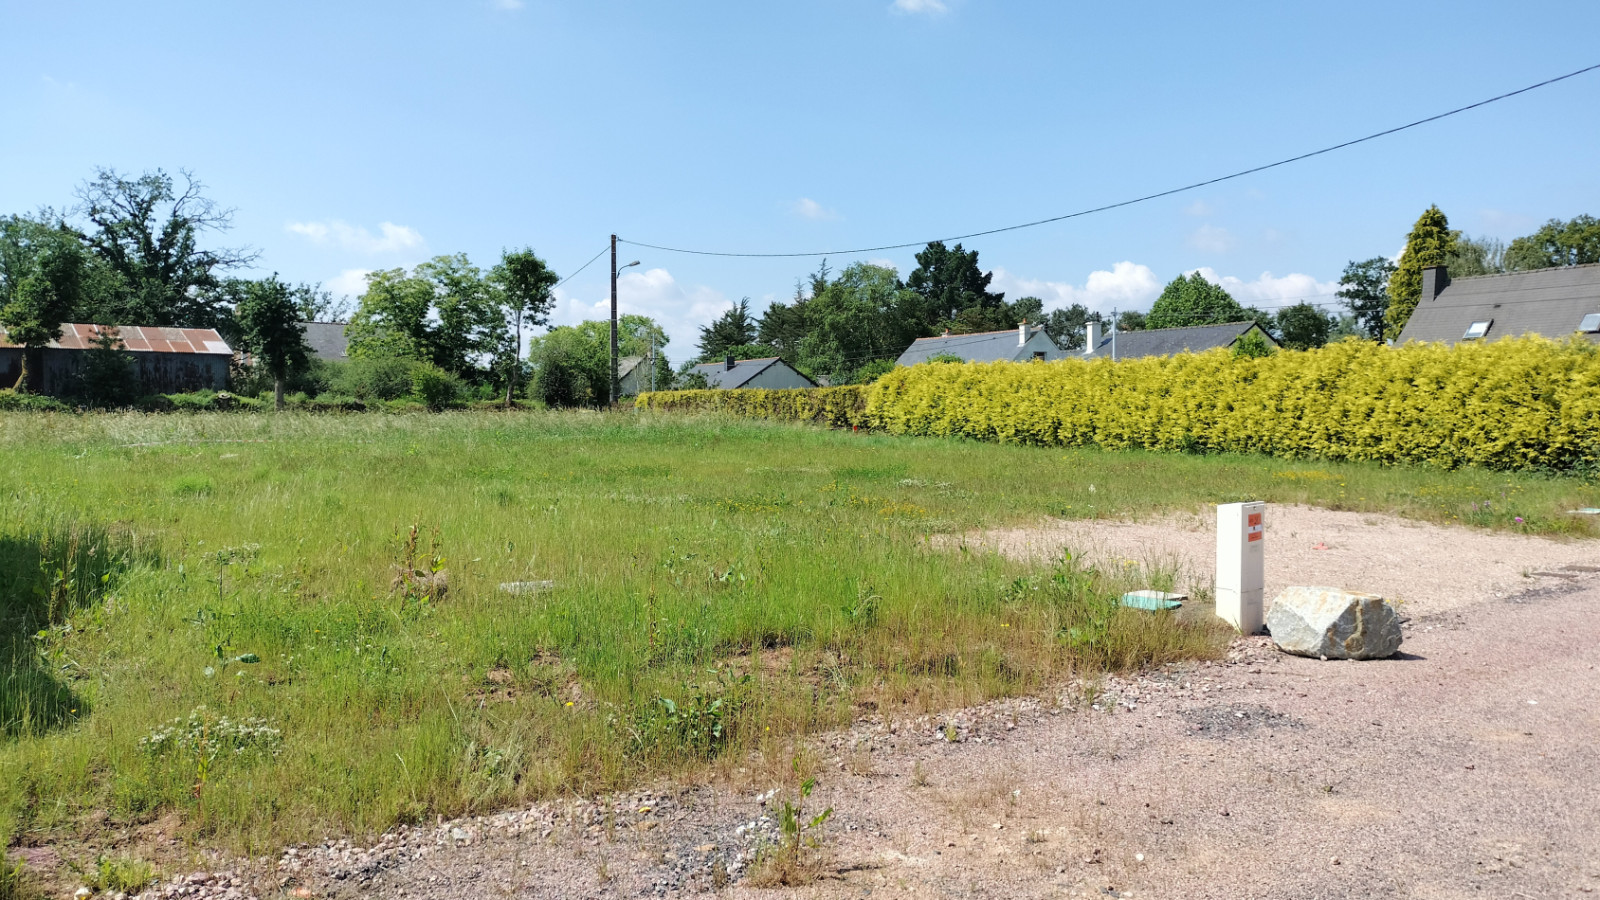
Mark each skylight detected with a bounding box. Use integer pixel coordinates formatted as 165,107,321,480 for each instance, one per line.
1580,313,1600,333
1463,320,1492,340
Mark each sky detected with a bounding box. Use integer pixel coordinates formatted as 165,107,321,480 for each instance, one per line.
4,1,1598,359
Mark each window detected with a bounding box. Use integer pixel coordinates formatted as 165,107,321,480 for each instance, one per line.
1580,313,1600,333
1463,320,1492,340
1032,351,1046,361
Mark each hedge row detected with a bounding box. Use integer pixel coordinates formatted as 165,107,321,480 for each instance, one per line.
639,337,1600,474
636,384,868,427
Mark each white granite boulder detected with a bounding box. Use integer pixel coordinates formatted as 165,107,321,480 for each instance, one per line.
1265,587,1402,660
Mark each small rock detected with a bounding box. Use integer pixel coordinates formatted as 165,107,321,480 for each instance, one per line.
1266,587,1402,660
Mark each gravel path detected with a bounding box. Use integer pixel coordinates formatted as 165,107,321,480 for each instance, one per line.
56,508,1600,900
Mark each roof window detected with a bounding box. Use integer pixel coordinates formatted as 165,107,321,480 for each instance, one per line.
1580,313,1600,333
1463,320,1492,340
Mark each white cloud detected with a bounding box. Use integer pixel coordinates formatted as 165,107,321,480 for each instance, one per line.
1183,200,1214,217
793,198,839,221
1188,268,1340,307
891,0,947,14
491,0,523,8
549,267,729,361
286,220,426,256
990,262,1162,316
1187,224,1236,253
867,258,898,271
324,269,373,301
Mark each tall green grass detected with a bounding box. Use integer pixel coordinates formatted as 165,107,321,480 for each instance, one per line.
0,410,1594,853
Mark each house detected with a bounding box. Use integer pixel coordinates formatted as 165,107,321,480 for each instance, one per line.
617,356,655,395
301,322,350,361
1396,264,1600,346
0,323,233,396
1082,320,1278,360
691,356,817,390
895,322,1062,366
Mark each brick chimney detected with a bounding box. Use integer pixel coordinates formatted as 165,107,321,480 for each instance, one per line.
1085,320,1101,355
725,355,736,371
1421,265,1450,303
1018,320,1028,347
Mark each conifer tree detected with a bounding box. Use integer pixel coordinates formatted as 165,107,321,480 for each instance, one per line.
1384,205,1457,340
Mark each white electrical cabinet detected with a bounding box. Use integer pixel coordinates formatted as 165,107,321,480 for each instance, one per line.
1216,501,1265,633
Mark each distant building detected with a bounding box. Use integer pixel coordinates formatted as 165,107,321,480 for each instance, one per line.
300,322,350,361
1397,264,1600,346
0,323,233,396
691,356,817,390
1082,320,1277,360
617,356,653,395
895,322,1062,366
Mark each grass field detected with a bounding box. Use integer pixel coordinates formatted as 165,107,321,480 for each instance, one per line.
2,410,1596,860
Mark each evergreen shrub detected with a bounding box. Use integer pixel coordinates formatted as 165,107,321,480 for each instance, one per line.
641,337,1600,474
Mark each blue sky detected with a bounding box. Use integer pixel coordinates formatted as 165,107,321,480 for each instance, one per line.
4,1,1598,358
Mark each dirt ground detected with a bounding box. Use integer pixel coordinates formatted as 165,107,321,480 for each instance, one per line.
951,504,1600,618
51,508,1600,900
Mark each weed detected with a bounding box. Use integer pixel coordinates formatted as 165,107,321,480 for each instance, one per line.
82,855,156,894
909,760,929,788
749,759,834,886
0,854,31,900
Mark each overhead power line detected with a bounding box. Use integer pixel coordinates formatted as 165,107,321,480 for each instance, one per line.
619,62,1600,260
554,245,611,290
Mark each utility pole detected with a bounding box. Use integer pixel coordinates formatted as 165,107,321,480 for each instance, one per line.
608,237,641,406
609,234,619,406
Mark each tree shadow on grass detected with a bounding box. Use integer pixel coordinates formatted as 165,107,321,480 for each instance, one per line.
0,522,155,740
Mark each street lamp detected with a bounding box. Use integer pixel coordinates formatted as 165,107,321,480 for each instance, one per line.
609,232,640,405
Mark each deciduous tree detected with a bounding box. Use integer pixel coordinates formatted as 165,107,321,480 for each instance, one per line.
1273,302,1334,351
71,168,257,329
490,247,559,406
1146,273,1247,329
1336,257,1396,340
0,214,87,391
1505,215,1600,270
235,275,310,410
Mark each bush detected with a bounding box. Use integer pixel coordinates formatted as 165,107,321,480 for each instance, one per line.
326,356,420,401
409,363,464,410
636,385,868,428
643,337,1600,475
866,336,1600,474
0,389,70,411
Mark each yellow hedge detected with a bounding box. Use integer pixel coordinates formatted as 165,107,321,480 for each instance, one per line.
639,338,1600,474
636,384,868,428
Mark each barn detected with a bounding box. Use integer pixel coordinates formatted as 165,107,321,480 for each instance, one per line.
0,323,234,397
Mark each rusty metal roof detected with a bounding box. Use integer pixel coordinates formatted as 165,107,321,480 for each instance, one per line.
0,324,234,355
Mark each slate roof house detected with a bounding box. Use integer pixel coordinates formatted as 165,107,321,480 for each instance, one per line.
300,322,351,361
691,356,817,390
896,322,1062,366
0,323,233,396
617,356,656,395
1082,320,1278,360
1396,264,1600,346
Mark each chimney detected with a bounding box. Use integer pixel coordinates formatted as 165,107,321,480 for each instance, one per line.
1421,265,1450,303
725,354,735,371
1085,320,1101,355
1018,320,1028,347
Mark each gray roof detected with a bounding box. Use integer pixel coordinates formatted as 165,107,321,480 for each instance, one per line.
896,326,1056,366
618,356,645,378
301,322,350,361
1396,264,1600,346
1084,321,1273,360
690,357,816,389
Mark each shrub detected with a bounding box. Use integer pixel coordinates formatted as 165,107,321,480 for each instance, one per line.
326,356,418,401
865,336,1600,474
409,363,464,410
0,389,70,412
636,385,868,428
644,337,1600,475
